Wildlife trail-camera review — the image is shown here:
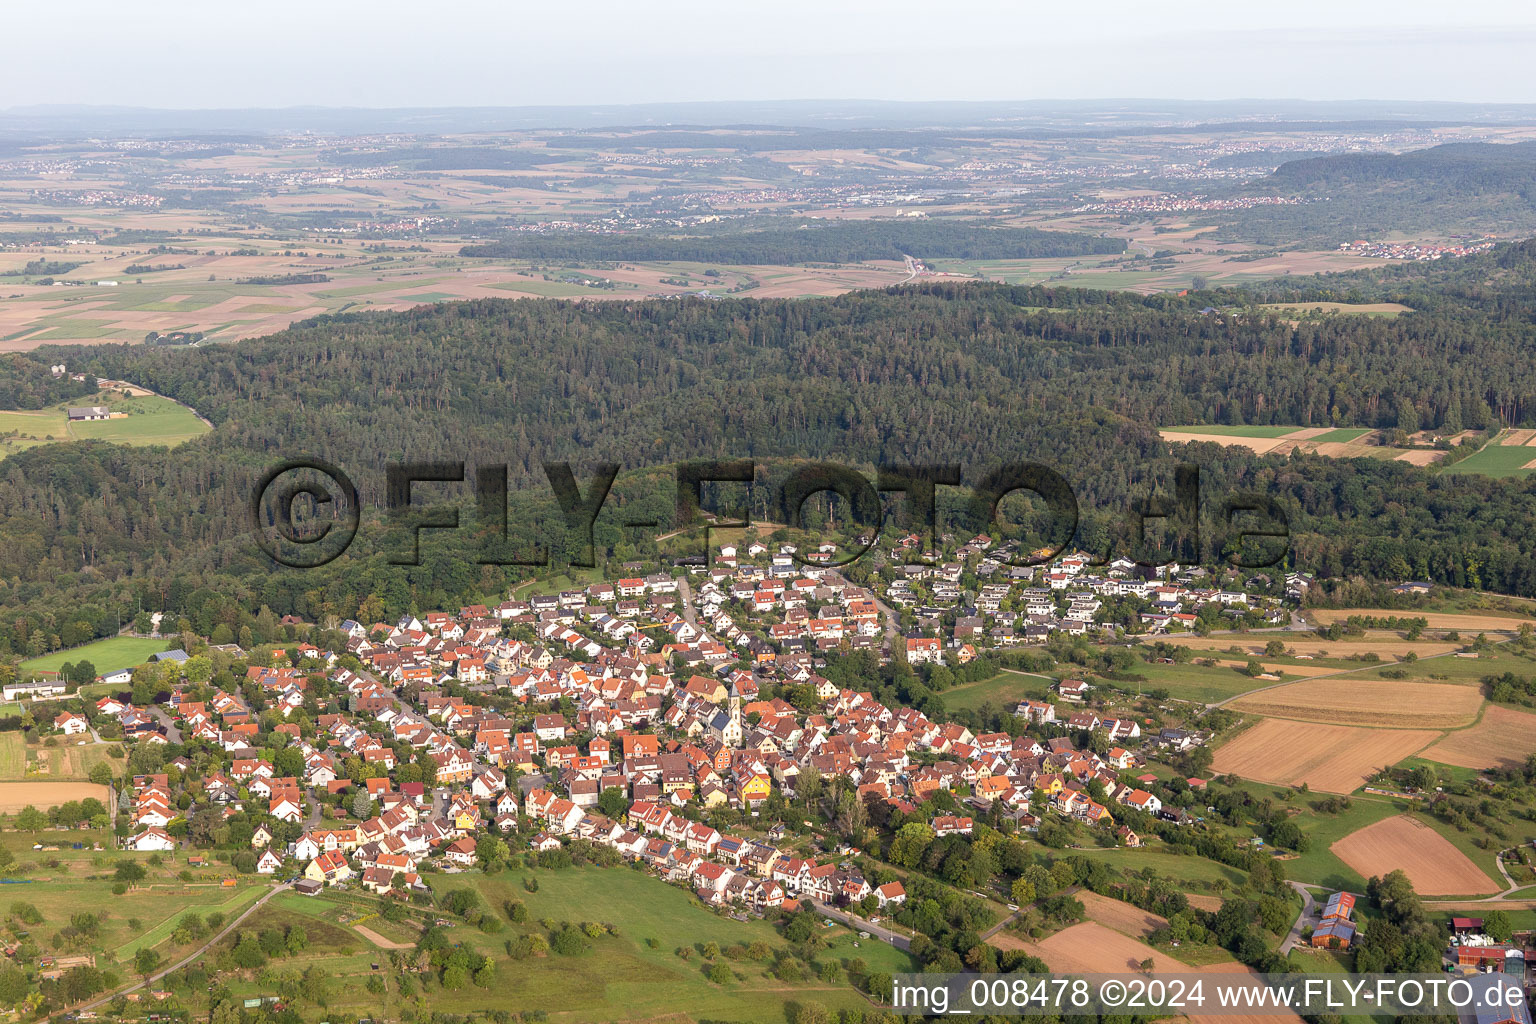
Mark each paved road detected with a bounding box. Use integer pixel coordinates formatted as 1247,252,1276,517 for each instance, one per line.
808,900,911,951
53,882,289,1020
828,569,899,656
1280,881,1317,954
676,575,700,627
304,789,323,828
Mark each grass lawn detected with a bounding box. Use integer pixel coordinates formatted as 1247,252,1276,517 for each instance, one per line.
19,636,169,676
1063,846,1249,891
393,864,918,1023
1311,428,1373,443
1207,780,1408,891
0,835,271,968
118,883,268,958
1112,659,1280,703
1287,948,1376,1024
68,394,209,447
1354,649,1521,682
942,670,1052,713
0,734,24,778
0,408,72,455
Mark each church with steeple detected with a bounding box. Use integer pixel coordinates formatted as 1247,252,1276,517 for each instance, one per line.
708,688,743,748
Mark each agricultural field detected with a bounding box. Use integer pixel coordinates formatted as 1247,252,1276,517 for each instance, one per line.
1075,890,1168,940
26,739,121,780
1210,719,1441,793
0,780,110,812
1438,435,1536,477
1158,634,1459,660
1005,920,1174,973
1004,919,1297,1024
1223,678,1483,729
1258,301,1412,318
17,635,169,676
1211,779,1409,890
1420,704,1536,771
1307,608,1536,632
0,242,911,351
931,245,1377,295
1330,815,1498,896
1159,424,1442,463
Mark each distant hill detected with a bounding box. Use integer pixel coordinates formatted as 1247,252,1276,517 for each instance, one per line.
1200,142,1536,246
1270,141,1536,190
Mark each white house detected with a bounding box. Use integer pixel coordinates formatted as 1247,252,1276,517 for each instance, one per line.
54,712,89,736
127,827,176,852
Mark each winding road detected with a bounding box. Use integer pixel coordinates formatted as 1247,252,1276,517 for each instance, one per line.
1279,881,1319,954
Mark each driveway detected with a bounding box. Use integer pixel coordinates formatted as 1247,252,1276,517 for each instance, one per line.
146,705,181,743
1281,880,1318,954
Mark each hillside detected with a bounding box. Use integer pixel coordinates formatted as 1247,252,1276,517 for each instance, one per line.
1201,142,1536,245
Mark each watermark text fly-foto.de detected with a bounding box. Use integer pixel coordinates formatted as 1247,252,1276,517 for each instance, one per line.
250,459,1289,570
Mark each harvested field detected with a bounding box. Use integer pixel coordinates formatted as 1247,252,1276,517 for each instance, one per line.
1211,719,1440,793
1158,430,1287,454
1183,893,1224,913
1395,450,1443,465
1501,429,1536,446
1192,964,1307,1024
1259,301,1412,316
1000,921,1297,1024
1078,890,1166,939
1301,440,1387,458
0,781,110,812
1309,608,1535,632
1331,815,1496,896
1159,634,1459,659
1209,658,1340,677
1225,679,1482,728
1421,705,1536,771
1011,921,1176,973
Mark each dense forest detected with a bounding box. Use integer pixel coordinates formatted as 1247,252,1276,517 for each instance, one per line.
6,242,1536,664
460,220,1126,264
1205,141,1536,244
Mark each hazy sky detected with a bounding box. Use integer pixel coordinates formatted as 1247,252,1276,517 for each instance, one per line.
6,0,1535,108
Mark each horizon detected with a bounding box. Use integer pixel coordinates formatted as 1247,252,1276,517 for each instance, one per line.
5,0,1536,110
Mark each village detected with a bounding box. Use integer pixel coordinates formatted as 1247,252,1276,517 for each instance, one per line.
10,526,1536,1024
44,533,1301,924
